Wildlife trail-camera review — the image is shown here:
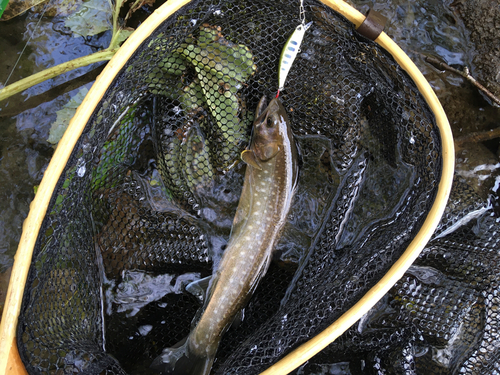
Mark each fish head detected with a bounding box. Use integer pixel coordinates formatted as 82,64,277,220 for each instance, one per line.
251,95,289,162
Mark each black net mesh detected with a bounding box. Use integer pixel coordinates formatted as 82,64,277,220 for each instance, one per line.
16,0,450,374
296,175,500,375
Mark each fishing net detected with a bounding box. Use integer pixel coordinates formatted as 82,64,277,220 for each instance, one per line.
15,0,455,373
296,176,500,374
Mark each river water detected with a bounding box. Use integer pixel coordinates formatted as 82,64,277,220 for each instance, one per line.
0,0,499,337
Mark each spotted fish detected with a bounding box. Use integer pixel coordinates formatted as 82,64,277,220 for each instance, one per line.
151,95,298,374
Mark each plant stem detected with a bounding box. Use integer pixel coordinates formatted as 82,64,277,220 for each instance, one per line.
425,55,500,107
109,0,125,50
455,127,500,148
0,48,116,102
0,66,104,118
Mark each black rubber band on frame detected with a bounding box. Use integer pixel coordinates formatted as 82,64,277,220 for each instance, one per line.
357,9,387,41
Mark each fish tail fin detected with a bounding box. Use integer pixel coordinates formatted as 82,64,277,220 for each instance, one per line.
150,340,214,375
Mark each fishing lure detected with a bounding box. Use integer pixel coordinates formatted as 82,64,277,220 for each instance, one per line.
278,20,313,96
277,0,313,97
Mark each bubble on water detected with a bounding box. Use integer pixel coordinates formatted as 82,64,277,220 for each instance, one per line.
300,52,313,61
115,91,125,104
77,164,86,177
138,325,153,336
330,95,345,105
312,36,328,46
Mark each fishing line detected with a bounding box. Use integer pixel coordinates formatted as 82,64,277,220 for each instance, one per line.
4,0,51,87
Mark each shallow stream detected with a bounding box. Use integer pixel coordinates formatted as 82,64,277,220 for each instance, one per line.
0,0,499,363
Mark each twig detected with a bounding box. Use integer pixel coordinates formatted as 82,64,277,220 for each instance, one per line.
0,49,116,102
125,0,156,22
0,0,131,103
424,55,500,107
455,127,500,147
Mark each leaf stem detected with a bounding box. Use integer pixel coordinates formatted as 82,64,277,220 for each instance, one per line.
109,0,125,50
0,49,116,102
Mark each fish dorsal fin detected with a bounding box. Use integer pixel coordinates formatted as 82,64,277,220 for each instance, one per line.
241,150,262,170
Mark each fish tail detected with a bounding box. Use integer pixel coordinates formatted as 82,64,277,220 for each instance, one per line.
150,340,214,375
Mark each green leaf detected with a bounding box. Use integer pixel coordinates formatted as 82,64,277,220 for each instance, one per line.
48,87,89,145
0,0,11,19
115,28,133,45
1,0,45,21
64,0,112,37
46,0,83,17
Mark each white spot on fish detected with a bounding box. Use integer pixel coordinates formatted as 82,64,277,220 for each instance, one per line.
256,201,261,206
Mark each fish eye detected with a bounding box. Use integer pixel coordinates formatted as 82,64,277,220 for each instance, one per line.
266,117,274,128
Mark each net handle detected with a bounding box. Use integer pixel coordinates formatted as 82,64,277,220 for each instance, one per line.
260,0,454,374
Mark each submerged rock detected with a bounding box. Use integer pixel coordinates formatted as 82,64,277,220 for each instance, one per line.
452,0,500,98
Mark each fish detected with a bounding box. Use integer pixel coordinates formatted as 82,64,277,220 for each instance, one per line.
151,95,298,375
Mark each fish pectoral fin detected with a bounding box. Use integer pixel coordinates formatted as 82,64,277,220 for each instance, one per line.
241,150,262,170
185,276,212,304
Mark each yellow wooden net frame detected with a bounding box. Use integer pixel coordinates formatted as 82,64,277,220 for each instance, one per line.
0,0,454,373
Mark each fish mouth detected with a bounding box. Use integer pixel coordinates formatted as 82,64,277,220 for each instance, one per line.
254,95,283,127
266,98,280,115
254,99,269,127
256,95,268,117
